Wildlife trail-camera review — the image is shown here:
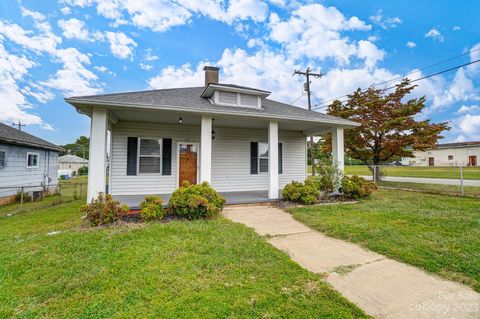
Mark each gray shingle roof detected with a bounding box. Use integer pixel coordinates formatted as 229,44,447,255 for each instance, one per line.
58,154,88,163
0,122,61,151
67,86,358,127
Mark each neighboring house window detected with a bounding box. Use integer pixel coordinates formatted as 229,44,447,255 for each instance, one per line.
138,138,162,173
448,155,454,160
27,152,39,168
258,142,269,173
0,151,5,168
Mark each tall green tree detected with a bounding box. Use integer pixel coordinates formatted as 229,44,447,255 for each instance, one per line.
60,136,90,159
325,79,449,180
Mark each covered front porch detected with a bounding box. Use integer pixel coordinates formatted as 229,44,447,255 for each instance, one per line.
114,190,280,209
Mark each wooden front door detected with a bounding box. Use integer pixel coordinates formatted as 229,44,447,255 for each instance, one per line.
468,156,477,166
179,144,198,186
428,157,434,166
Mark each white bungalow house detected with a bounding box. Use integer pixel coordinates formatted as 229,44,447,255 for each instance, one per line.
66,66,359,206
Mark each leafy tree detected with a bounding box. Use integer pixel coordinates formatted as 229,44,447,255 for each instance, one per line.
324,79,449,181
60,136,90,159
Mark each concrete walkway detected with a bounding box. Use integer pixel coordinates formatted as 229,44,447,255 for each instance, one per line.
223,205,480,319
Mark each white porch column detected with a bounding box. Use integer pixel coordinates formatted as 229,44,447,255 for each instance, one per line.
87,107,108,202
331,127,345,172
268,121,279,199
200,115,212,184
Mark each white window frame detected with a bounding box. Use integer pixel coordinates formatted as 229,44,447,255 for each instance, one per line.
0,150,5,169
258,142,269,173
26,152,39,168
137,138,162,175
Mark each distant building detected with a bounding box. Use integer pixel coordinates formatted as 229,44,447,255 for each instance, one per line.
402,141,480,166
58,154,88,172
0,123,60,204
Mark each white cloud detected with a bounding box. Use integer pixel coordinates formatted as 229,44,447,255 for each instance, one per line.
144,50,159,62
457,105,480,114
453,26,461,31
60,6,72,15
58,18,89,40
139,63,153,70
406,41,416,48
458,114,480,135
105,31,137,59
369,10,402,29
227,0,268,22
357,40,385,69
42,47,102,96
425,28,444,42
268,4,371,64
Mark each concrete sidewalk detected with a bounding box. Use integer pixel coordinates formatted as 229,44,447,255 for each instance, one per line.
223,205,480,319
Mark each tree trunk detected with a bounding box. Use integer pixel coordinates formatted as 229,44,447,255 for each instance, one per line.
368,165,383,183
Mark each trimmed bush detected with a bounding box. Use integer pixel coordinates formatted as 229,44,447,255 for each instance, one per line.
341,175,377,199
139,195,165,221
282,180,320,205
81,193,128,226
78,165,88,175
315,164,342,193
168,181,226,220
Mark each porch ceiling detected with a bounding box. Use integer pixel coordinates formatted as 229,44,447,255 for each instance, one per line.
109,107,340,135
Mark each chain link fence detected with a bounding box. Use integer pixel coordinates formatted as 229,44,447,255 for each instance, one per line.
0,178,87,216
313,164,480,198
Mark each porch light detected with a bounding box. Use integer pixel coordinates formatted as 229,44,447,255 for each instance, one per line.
178,116,183,124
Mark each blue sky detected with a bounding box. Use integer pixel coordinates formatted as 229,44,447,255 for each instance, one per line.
1,0,479,145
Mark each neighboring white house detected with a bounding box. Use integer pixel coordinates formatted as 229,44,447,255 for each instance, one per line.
401,141,480,166
58,154,88,172
65,66,359,206
0,122,60,204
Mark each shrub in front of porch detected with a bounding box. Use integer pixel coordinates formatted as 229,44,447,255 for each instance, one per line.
341,175,377,199
81,193,129,226
168,181,226,220
282,180,320,205
139,196,165,221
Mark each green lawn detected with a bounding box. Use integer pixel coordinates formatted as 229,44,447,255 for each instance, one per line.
345,165,480,180
379,181,480,198
289,190,480,292
0,201,368,318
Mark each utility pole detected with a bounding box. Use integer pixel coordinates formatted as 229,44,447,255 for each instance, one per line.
294,67,324,176
12,121,25,131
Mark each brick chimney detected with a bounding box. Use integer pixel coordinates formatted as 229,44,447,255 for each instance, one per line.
203,66,219,86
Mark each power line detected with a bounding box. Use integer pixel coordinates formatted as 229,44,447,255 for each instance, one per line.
312,57,480,111
312,47,480,109
290,92,305,104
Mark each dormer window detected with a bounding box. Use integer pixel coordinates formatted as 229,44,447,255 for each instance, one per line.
201,83,271,109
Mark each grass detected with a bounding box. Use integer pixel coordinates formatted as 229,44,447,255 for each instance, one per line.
379,181,480,198
289,190,480,292
344,165,480,180
0,201,368,318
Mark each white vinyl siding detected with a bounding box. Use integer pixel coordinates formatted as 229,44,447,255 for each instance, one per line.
214,90,261,108
109,121,306,195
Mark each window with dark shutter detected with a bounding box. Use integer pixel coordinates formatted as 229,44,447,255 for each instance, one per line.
278,143,283,174
162,138,172,175
250,142,258,174
126,137,138,175
258,142,269,173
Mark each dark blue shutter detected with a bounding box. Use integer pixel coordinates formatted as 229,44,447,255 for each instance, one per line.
127,137,137,175
278,143,283,174
162,138,172,175
250,142,258,174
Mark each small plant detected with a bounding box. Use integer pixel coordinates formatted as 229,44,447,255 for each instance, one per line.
282,180,320,205
139,195,165,221
168,181,226,220
315,164,342,193
81,193,129,226
341,175,377,199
